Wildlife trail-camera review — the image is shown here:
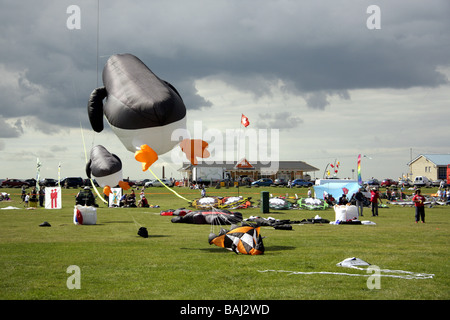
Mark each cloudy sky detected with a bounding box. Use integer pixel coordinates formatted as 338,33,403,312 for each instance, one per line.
0,0,449,182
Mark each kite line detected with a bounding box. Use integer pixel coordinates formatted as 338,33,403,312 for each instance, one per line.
147,167,191,202
258,267,434,280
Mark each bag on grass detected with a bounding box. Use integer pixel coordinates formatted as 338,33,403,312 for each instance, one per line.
138,227,148,238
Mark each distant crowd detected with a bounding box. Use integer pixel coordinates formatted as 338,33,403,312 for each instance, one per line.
75,186,152,208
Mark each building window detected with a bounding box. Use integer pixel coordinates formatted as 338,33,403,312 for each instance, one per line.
438,167,446,180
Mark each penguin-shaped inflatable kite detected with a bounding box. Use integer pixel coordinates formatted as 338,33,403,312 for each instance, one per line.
87,53,209,171
86,145,130,196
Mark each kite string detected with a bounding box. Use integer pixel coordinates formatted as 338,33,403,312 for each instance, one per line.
147,167,191,202
209,204,225,234
80,123,108,204
130,214,142,230
347,266,435,279
258,268,434,280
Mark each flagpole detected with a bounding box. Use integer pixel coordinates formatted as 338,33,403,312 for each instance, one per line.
36,158,41,192
238,114,250,196
58,162,61,188
237,114,241,196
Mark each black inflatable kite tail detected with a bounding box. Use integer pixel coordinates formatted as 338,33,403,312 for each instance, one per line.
87,87,108,132
85,159,92,178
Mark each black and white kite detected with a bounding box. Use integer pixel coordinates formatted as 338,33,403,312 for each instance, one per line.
86,145,130,195
87,53,209,171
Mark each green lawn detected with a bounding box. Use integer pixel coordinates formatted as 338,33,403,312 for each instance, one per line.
0,185,448,300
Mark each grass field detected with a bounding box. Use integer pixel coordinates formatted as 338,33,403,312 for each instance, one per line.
0,185,448,301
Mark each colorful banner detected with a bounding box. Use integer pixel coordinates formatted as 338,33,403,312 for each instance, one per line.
357,154,362,185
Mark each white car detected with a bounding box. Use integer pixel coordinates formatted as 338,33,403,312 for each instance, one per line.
145,179,173,187
413,176,431,187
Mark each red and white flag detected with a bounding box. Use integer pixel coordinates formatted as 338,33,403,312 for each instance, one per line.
241,114,250,127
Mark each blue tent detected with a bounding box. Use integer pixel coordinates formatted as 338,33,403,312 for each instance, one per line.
313,181,360,201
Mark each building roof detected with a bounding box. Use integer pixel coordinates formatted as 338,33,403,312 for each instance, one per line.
407,154,450,166
179,160,319,172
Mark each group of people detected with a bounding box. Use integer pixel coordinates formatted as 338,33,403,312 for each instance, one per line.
326,188,382,218
436,187,450,202
384,187,405,201
21,185,45,207
70,181,440,224
118,189,149,207
75,186,153,208
351,187,429,223
115,188,152,207
346,188,382,218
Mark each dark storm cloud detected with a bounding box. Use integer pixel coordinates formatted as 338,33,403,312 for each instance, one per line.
0,0,99,131
0,0,449,135
107,0,449,109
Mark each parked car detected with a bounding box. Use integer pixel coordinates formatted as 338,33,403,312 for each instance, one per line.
122,178,136,187
135,179,150,186
83,179,99,187
381,179,398,187
25,179,37,187
291,179,313,187
42,178,58,187
145,179,173,187
273,179,288,186
398,179,412,187
241,177,254,185
431,179,447,187
61,177,84,188
413,176,431,187
251,178,274,186
365,179,380,186
1,179,30,188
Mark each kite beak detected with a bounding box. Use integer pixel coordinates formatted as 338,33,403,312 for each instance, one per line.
135,144,159,171
103,186,112,196
180,139,210,165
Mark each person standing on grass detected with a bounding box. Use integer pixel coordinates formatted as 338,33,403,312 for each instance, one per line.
370,188,381,216
24,193,30,207
201,186,206,197
355,188,365,217
21,185,26,201
412,189,426,223
39,188,45,207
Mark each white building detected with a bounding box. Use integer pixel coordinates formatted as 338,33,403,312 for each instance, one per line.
407,154,450,182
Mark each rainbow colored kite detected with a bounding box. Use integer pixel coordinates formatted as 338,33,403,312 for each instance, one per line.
357,154,362,185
